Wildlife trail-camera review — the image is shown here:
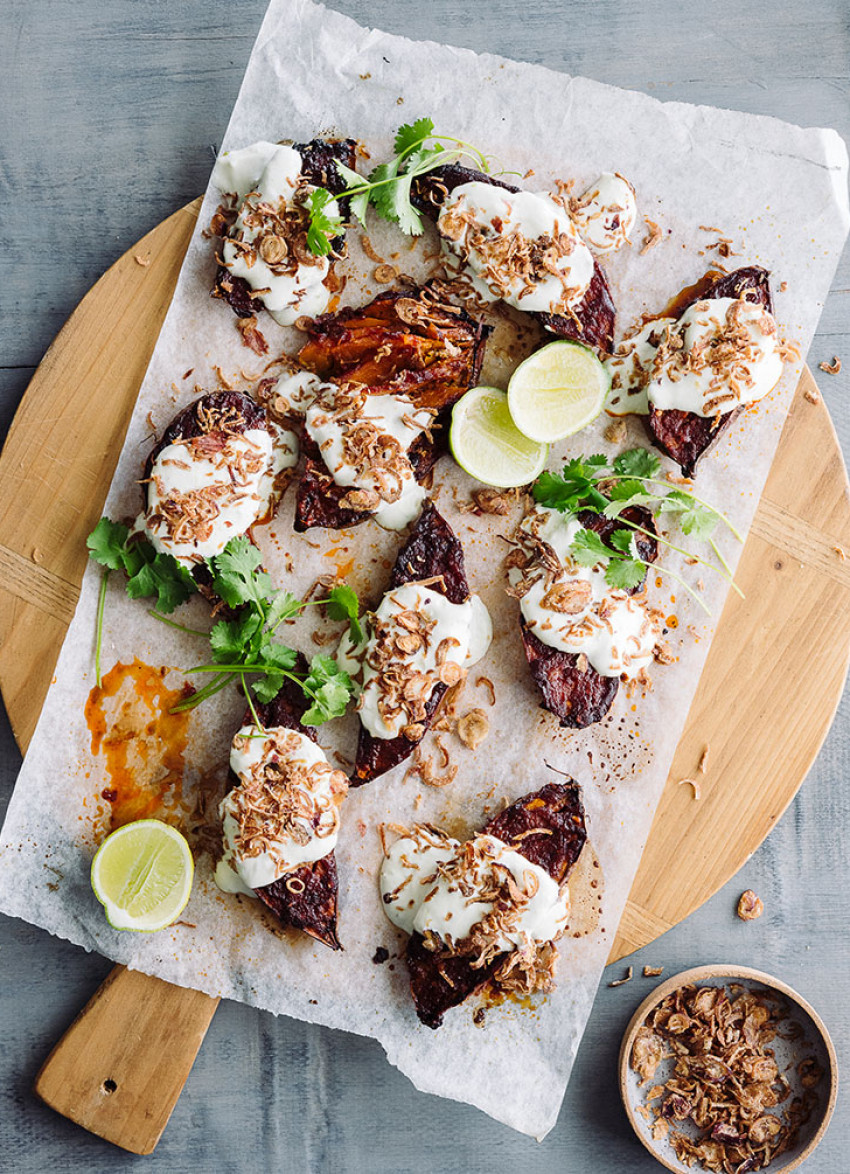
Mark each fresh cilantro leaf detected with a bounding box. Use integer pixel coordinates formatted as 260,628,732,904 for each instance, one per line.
257,636,299,673
570,528,613,567
394,117,435,156
210,537,272,609
657,491,718,541
305,187,344,257
605,557,647,591
87,517,131,571
336,162,370,227
610,529,636,556
608,478,646,502
532,470,580,512
251,672,284,704
613,448,661,480
126,552,196,614
301,655,354,725
210,613,261,663
325,583,364,643
265,590,305,631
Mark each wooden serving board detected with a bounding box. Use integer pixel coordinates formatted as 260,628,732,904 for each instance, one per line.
2,199,850,1154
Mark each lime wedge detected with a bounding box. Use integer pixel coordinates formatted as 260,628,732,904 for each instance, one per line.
91,819,194,932
507,340,610,443
450,386,549,488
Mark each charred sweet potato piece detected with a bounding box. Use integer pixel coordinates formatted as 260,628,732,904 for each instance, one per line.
213,137,357,320
646,266,773,477
352,503,471,786
141,390,271,607
518,506,657,729
241,665,343,950
293,286,490,532
411,163,616,353
407,780,587,1029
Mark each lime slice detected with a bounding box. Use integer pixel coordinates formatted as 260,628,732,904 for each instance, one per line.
507,340,610,443
450,386,549,488
91,819,194,932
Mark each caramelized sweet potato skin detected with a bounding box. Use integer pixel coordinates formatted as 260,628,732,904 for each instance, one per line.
410,163,616,353
646,266,773,477
293,286,489,532
352,503,470,786
241,665,343,950
406,781,587,1029
518,506,657,729
213,137,357,320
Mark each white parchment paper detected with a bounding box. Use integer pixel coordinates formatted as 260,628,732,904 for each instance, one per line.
1,0,848,1138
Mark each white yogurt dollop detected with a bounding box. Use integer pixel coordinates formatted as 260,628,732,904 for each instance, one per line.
139,423,297,565
437,181,594,314
570,172,637,253
509,505,657,679
337,582,493,740
215,725,346,896
380,828,570,949
213,141,339,326
604,296,784,418
274,370,433,531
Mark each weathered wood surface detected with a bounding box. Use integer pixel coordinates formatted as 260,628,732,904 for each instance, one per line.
1,1,848,1170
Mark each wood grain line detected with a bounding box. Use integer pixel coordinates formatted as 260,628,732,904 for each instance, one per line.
751,498,850,588
0,544,79,623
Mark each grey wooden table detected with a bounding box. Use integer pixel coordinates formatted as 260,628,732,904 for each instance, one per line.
1,2,848,1170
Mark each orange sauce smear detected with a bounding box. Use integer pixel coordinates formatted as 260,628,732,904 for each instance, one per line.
84,659,193,831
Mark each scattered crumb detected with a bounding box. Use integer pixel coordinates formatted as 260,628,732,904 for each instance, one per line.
31,547,42,565
678,777,701,800
475,674,496,705
359,72,372,80
698,224,723,233
360,234,383,263
396,96,404,105
639,218,662,254
698,744,710,774
604,418,627,445
609,966,633,987
737,889,764,920
236,315,269,356
473,1006,487,1027
819,356,842,375
372,946,389,964
643,965,664,977
653,641,675,666
779,280,788,292
833,544,846,561
804,386,821,404
456,709,490,750
374,263,398,284
134,254,151,267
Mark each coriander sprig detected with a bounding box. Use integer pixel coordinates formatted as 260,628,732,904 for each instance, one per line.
86,522,361,726
532,448,743,613
332,117,490,238
305,187,345,257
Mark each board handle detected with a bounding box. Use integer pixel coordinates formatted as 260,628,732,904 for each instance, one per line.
34,965,219,1155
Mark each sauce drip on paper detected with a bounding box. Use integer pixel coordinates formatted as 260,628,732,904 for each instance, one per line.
85,658,193,830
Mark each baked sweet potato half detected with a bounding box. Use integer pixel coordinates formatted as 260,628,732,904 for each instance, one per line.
292,284,489,532
352,501,471,786
518,506,658,729
645,266,773,477
410,162,616,354
245,665,342,951
406,780,587,1029
213,137,358,320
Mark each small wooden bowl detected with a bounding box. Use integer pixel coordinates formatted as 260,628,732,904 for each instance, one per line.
618,965,838,1173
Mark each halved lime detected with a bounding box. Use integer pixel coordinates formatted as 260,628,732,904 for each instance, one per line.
507,340,610,443
91,819,194,932
450,386,549,488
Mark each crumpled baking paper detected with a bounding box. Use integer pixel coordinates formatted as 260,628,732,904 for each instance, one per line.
0,0,847,1139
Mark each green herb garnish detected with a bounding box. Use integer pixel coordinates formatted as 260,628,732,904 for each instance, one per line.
305,187,345,257
166,536,357,726
532,448,744,613
86,524,360,726
334,117,490,238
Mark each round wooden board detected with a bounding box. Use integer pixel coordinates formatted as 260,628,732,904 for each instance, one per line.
2,199,850,967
